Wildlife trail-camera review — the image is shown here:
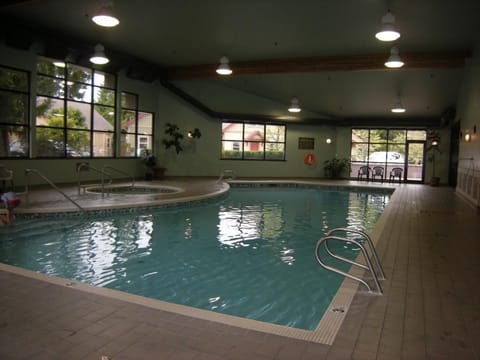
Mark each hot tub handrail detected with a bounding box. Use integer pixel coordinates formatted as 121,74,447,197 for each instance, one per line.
102,166,135,188
76,162,113,195
24,168,84,211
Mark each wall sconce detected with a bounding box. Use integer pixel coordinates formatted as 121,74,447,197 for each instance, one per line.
431,139,439,146
187,128,202,139
464,130,471,142
326,138,332,144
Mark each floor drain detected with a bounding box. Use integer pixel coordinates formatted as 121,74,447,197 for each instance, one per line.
331,306,345,313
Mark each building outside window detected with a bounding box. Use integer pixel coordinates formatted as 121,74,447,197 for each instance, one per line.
35,57,116,157
0,66,29,158
351,128,426,182
222,122,285,160
120,92,153,157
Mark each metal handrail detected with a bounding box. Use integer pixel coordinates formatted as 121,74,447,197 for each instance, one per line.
314,228,384,294
24,169,84,211
325,228,385,280
218,169,236,182
76,162,113,195
102,166,135,188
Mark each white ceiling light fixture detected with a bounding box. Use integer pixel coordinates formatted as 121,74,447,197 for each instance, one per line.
375,10,400,41
53,61,66,68
91,1,120,27
385,46,404,68
288,96,301,113
391,98,406,113
216,56,233,75
89,44,109,65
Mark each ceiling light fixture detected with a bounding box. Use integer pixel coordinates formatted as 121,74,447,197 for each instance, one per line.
53,61,66,68
216,56,232,75
288,97,301,113
391,98,406,113
375,10,400,41
385,46,404,68
89,44,109,65
91,1,120,27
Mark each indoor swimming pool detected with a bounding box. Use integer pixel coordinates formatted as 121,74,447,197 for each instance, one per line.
0,184,390,330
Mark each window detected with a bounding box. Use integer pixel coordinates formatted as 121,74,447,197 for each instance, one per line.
120,92,154,157
222,122,286,160
35,57,116,157
0,66,29,158
350,128,426,177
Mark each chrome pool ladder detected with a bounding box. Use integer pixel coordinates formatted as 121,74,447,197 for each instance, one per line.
314,227,385,294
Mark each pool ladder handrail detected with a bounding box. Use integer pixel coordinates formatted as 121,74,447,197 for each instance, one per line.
315,227,385,294
76,162,113,196
218,169,236,183
24,168,84,211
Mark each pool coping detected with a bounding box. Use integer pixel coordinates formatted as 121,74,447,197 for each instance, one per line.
1,180,396,345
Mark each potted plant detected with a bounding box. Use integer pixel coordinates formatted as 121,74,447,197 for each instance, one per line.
141,149,157,180
323,158,351,179
162,123,184,154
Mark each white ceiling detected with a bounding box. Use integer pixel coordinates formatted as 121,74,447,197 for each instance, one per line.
2,0,480,125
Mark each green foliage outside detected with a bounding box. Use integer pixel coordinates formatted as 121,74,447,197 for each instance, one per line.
36,107,89,156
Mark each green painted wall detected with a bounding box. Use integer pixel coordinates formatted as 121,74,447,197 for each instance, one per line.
1,41,464,188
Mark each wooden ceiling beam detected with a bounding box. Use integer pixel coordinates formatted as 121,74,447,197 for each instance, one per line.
165,51,469,80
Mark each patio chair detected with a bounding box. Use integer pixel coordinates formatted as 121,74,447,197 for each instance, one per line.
357,166,370,181
389,167,403,183
371,166,384,182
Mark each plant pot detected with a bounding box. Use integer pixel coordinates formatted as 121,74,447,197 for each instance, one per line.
430,176,440,187
153,167,166,180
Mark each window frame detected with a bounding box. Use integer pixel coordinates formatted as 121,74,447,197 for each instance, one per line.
350,127,427,178
0,65,30,159
119,91,154,158
35,57,117,158
221,121,286,161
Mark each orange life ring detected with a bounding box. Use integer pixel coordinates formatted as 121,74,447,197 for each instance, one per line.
304,152,316,165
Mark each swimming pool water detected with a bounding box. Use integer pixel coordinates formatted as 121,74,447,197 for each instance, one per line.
0,186,389,330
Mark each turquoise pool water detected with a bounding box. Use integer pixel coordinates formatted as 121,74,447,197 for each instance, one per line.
0,186,390,330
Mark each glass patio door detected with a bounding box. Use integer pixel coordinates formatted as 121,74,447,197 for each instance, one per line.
405,141,425,183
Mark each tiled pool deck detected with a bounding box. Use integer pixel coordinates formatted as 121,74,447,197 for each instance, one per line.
1,177,479,359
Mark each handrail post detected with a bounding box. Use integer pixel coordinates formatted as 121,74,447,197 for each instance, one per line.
24,169,30,205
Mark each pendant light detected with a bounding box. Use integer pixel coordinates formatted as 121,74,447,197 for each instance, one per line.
89,44,109,65
375,10,400,41
385,46,404,68
216,56,233,75
391,98,406,113
288,97,301,113
91,1,120,27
